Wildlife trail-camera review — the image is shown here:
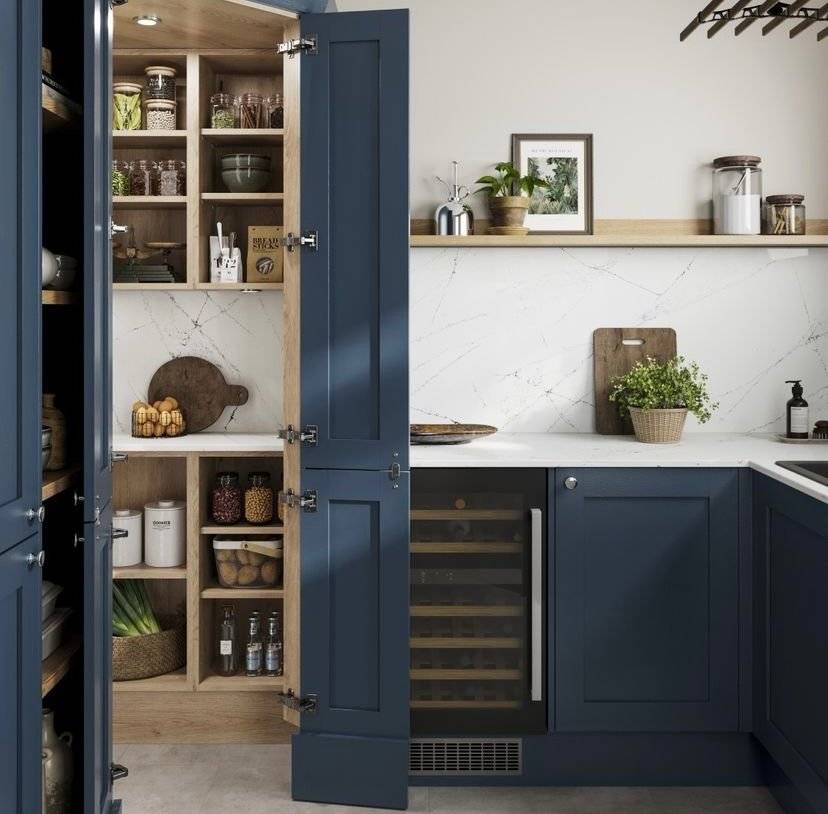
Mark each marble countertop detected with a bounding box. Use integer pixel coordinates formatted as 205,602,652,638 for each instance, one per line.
113,432,283,453
410,433,828,504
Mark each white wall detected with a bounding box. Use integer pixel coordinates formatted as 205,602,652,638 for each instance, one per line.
337,0,828,220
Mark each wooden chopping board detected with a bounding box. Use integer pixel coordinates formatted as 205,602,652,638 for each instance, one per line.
593,328,677,435
148,357,249,433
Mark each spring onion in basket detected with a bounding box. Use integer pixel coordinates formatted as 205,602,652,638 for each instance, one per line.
112,580,161,637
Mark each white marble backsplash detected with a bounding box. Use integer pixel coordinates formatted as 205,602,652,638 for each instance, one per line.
411,247,828,434
113,291,283,434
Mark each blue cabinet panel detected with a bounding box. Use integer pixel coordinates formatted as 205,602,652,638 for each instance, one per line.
754,474,828,814
299,9,409,471
554,468,740,732
0,537,42,814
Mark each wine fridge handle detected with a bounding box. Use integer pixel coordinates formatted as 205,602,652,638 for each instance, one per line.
530,507,543,702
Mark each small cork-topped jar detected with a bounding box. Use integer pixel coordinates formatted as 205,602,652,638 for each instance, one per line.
764,194,806,235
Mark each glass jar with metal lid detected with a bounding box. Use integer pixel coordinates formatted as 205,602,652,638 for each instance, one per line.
210,92,237,128
144,65,177,102
112,82,143,130
211,472,242,525
764,194,805,235
238,93,263,129
244,472,274,524
712,155,762,235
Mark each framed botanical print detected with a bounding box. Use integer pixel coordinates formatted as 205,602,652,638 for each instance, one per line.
511,133,593,234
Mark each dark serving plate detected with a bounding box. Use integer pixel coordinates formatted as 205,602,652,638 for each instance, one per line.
410,424,497,445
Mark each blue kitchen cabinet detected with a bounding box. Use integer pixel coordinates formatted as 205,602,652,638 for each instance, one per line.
554,468,741,733
753,474,828,814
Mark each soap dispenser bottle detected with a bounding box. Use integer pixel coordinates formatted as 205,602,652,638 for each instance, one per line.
785,380,809,439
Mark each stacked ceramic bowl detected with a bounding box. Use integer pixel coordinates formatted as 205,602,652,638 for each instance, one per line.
220,153,271,193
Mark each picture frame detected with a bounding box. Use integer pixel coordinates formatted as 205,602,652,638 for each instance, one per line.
511,133,593,235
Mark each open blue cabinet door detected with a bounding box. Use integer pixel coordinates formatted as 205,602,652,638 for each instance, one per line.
82,1,114,812
0,0,43,811
292,9,410,810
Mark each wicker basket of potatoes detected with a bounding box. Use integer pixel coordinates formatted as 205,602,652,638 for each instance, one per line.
131,395,186,439
212,537,283,589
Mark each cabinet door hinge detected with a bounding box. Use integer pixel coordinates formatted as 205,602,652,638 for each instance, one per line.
111,763,129,782
277,35,318,58
278,689,318,714
280,489,318,513
282,230,318,252
277,424,318,446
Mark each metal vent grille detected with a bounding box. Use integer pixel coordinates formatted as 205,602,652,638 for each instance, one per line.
409,739,522,776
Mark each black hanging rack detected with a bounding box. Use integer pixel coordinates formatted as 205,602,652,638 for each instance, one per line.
680,0,828,40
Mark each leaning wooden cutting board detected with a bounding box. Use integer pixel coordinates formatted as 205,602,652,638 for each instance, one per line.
148,356,249,433
593,328,677,435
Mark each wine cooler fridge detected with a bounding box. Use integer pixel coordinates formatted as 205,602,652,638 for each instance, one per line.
410,469,547,735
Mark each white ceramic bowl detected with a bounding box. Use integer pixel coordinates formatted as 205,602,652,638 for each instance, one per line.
41,248,57,288
51,255,77,291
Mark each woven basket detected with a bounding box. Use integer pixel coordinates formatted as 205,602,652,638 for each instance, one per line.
112,617,185,682
629,408,688,444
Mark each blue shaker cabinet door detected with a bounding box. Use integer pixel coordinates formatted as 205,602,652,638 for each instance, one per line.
293,469,410,810
554,468,740,733
299,10,409,472
82,1,114,812
0,538,42,814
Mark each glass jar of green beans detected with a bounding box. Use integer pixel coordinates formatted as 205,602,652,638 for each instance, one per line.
113,82,143,130
112,160,130,196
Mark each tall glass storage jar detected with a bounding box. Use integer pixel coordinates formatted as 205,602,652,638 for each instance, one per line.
210,92,237,129
712,155,762,235
112,82,143,130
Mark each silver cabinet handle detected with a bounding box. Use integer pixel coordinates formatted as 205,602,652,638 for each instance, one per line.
530,507,543,702
26,506,45,523
26,551,45,569
564,476,578,490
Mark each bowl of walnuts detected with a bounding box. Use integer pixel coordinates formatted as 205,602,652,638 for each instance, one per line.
131,396,187,438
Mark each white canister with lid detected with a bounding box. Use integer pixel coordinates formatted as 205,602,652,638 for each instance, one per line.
112,509,143,567
144,500,186,567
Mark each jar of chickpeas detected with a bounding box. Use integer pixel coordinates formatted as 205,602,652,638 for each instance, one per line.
244,471,274,524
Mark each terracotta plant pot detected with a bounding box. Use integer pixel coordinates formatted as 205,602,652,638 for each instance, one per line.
487,196,530,235
629,408,688,444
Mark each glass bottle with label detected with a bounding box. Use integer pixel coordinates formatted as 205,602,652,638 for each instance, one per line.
264,612,283,677
245,614,263,676
215,605,238,677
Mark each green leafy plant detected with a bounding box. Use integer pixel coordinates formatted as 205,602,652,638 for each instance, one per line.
475,162,549,198
113,580,161,637
609,356,718,423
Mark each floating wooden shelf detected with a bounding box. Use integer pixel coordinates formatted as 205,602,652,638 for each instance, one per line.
411,542,523,555
113,564,187,580
113,283,190,291
409,219,828,248
113,130,187,148
113,195,187,209
200,523,284,536
410,509,523,521
201,192,284,205
42,82,81,132
200,585,285,599
411,700,521,710
199,674,284,692
42,466,80,501
410,637,521,649
42,290,79,305
42,634,81,697
113,670,190,693
195,282,285,291
411,605,523,618
410,668,522,681
201,128,284,144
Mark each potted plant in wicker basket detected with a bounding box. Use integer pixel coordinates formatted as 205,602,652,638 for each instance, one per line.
112,580,185,682
475,162,548,236
609,356,717,444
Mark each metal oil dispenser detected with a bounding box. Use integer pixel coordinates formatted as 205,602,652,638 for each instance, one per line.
434,161,474,236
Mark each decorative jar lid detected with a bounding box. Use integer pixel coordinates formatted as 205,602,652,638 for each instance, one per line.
766,194,804,205
713,155,761,168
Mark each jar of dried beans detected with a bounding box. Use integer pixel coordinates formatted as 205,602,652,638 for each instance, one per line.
145,99,177,130
238,93,263,129
211,472,242,525
158,160,185,196
129,159,159,196
144,65,177,102
265,93,283,128
244,472,274,524
112,160,130,196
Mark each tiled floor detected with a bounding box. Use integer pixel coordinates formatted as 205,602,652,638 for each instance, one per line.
113,744,783,814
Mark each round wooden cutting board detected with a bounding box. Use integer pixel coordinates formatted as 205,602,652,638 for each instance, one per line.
148,356,249,433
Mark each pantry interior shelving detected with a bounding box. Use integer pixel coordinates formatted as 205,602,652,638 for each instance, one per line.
41,81,81,132
41,466,80,502
41,634,82,698
41,291,79,306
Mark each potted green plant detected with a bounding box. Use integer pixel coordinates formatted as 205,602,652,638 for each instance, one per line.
475,162,548,235
609,356,718,444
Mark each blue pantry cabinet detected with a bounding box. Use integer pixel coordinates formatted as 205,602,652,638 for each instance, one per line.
1,0,410,812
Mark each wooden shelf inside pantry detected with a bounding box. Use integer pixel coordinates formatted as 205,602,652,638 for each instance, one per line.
201,192,284,205
410,668,522,681
42,290,79,305
199,673,285,692
42,82,81,132
410,509,523,521
410,605,523,618
113,195,187,209
195,282,285,291
42,634,81,698
411,542,523,555
113,282,191,291
411,700,521,710
201,585,285,600
113,130,187,148
42,466,80,501
201,128,284,144
113,670,190,693
201,523,284,535
410,637,521,649
113,564,187,580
